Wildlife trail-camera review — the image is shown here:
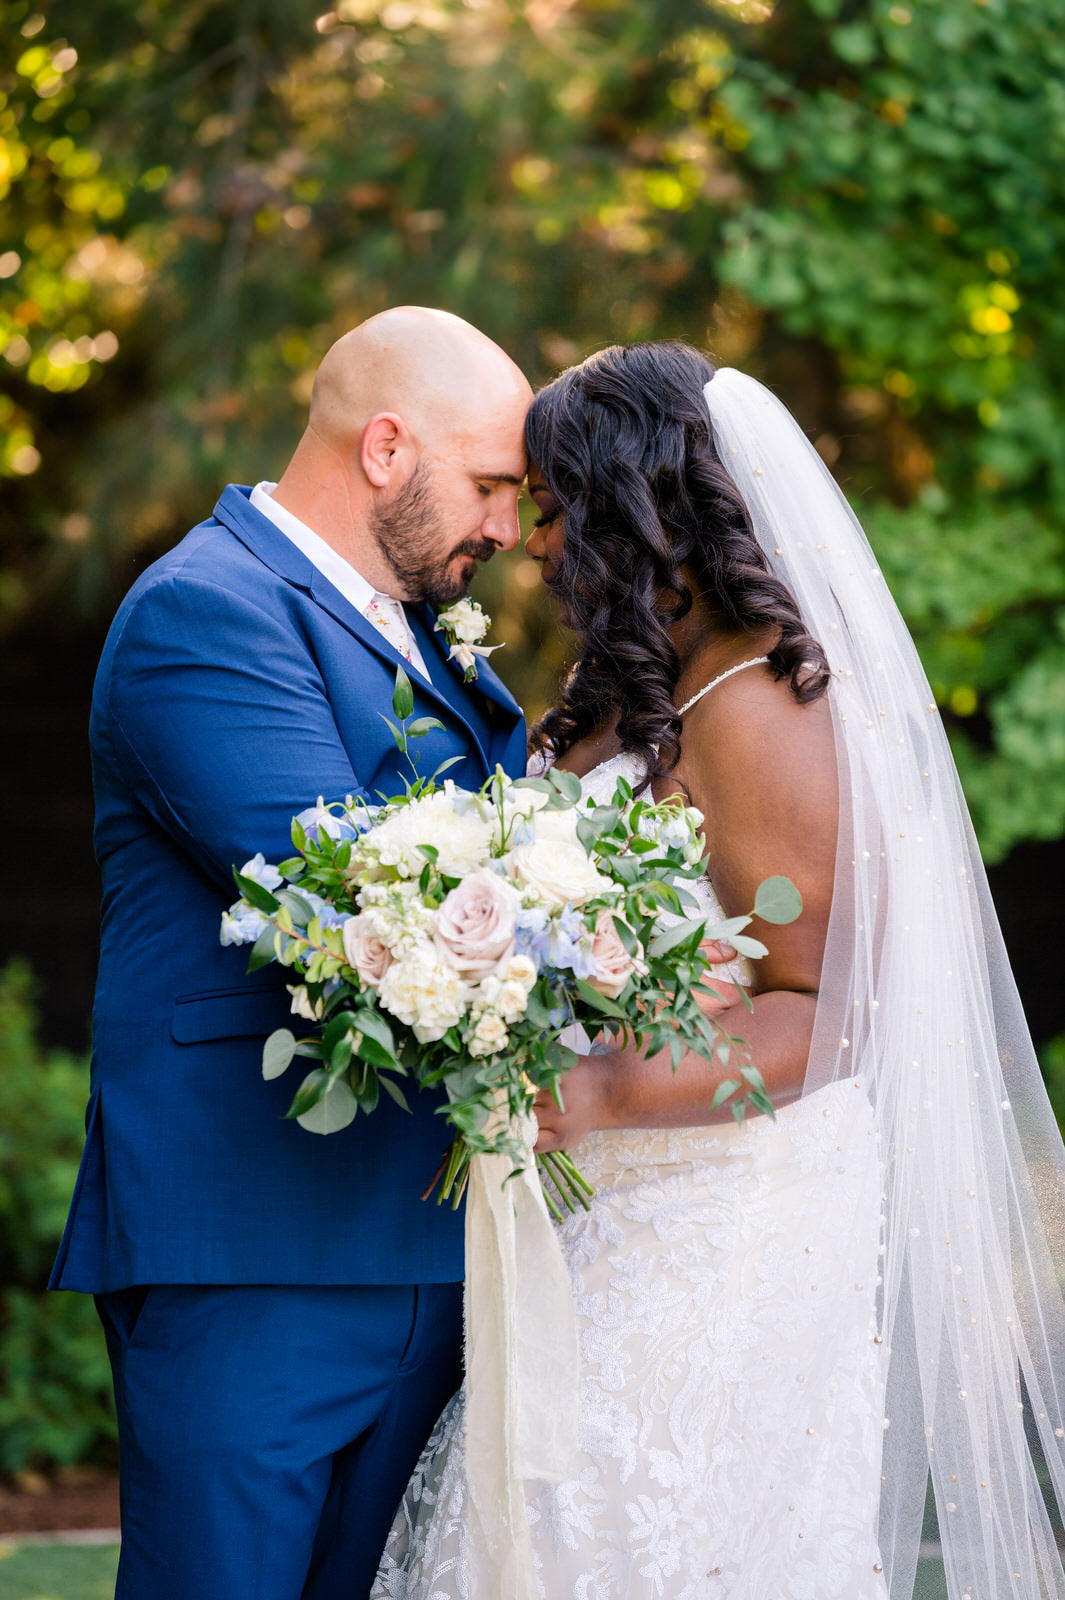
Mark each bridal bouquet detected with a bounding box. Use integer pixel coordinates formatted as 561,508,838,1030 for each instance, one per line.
221,668,800,1215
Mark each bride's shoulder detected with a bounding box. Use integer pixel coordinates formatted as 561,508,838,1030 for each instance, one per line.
678,669,835,806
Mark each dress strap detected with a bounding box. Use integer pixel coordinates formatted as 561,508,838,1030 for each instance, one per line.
678,656,769,717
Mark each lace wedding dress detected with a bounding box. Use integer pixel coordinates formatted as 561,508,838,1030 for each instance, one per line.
372,745,889,1600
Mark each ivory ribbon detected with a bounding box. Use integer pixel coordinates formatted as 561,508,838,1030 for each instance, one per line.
463,1105,581,1600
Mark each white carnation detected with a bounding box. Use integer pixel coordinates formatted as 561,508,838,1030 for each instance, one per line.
377,942,470,1043
363,787,494,879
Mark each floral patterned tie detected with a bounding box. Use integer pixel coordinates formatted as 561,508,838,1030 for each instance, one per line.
365,594,414,664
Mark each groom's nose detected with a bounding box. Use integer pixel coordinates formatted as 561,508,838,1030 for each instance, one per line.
482,495,522,553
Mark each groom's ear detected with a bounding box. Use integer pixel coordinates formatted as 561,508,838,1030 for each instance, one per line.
361,411,412,487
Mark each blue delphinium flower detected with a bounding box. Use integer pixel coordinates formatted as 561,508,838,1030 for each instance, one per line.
516,904,596,980
240,853,283,891
220,906,267,946
296,797,359,844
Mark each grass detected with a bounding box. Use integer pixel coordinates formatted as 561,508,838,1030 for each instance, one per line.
0,1540,119,1600
0,1540,951,1599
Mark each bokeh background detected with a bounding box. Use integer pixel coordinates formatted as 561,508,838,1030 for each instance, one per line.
1,0,1063,1490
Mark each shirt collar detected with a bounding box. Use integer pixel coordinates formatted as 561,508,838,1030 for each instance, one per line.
250,481,377,615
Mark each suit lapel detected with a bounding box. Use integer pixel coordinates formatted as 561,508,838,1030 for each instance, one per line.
213,485,499,775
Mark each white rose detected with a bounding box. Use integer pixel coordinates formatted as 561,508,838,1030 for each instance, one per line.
587,907,644,1000
507,838,613,909
434,869,520,978
341,912,393,987
469,1011,508,1057
377,943,469,1043
529,805,584,846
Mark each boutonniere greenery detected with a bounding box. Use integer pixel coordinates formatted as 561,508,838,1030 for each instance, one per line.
434,598,503,683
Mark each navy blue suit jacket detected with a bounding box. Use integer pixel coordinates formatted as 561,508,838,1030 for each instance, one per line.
51,485,526,1293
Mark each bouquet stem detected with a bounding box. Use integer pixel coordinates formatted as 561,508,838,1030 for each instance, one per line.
423,1139,595,1217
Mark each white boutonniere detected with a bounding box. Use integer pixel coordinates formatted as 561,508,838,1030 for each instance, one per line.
434,598,503,683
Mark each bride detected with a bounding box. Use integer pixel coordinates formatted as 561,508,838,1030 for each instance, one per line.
372,345,1065,1599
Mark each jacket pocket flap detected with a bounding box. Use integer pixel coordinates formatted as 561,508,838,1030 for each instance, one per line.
171,985,293,1044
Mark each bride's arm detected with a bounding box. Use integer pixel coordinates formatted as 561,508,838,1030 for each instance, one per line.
534,673,838,1149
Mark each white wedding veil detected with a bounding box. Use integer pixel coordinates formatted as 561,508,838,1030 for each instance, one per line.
704,369,1065,1600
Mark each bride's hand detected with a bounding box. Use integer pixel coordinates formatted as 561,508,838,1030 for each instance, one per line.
533,1054,616,1152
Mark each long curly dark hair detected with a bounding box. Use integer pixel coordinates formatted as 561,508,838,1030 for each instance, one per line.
525,341,830,784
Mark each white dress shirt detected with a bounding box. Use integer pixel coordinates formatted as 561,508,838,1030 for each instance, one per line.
250,481,430,680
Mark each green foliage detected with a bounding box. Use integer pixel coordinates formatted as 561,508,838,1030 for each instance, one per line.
0,962,115,1472
0,1540,120,1599
1040,1034,1065,1135
1,0,1063,858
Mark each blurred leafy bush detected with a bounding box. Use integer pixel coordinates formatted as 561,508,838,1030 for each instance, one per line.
1041,1034,1065,1136
1,0,1063,865
0,961,115,1473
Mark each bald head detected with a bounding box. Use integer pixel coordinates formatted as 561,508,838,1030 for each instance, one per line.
273,307,530,603
309,306,531,451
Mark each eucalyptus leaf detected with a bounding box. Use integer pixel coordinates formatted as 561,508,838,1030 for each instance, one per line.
276,887,316,925
648,916,706,958
753,876,803,925
703,914,752,941
730,934,769,959
547,766,582,803
262,1029,296,1080
296,1075,359,1134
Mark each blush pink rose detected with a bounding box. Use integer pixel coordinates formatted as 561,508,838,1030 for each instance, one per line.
342,913,393,987
588,908,642,999
434,869,521,978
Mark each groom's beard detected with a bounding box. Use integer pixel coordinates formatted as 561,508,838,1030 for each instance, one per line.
370,461,494,609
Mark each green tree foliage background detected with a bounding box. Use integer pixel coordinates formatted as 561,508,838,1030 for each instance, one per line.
2,0,1061,870
2,0,1064,1474
2,0,1064,861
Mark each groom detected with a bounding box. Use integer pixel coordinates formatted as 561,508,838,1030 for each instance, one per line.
50,308,531,1599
